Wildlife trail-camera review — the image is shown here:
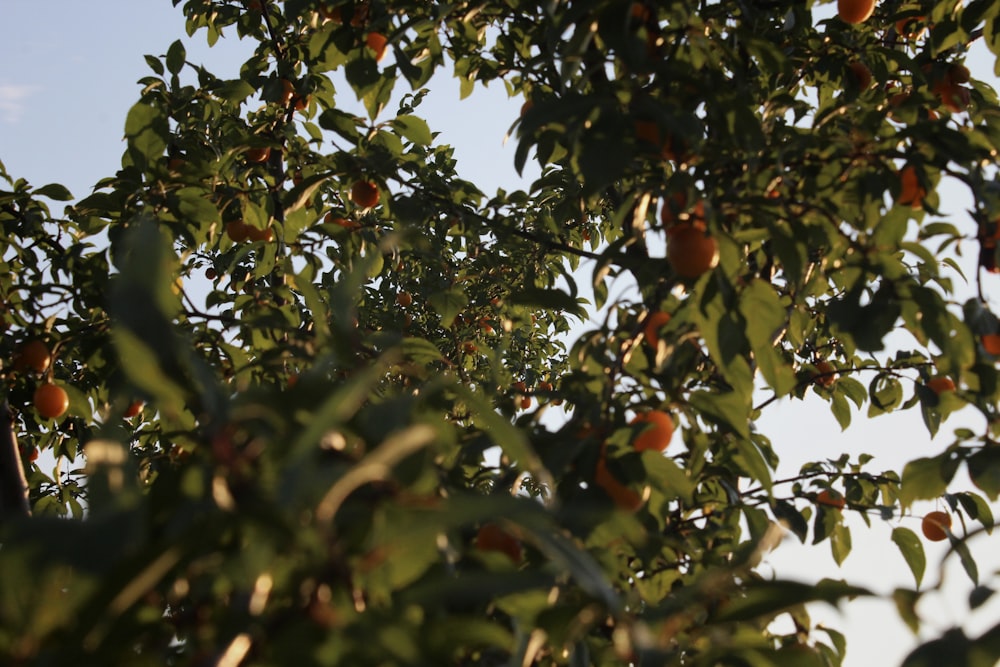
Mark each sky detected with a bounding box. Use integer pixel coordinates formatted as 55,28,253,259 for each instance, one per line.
2,2,1000,665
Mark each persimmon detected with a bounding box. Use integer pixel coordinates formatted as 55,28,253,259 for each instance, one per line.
205,267,218,280
895,14,926,39
896,164,925,209
124,400,145,418
366,32,388,63
475,523,522,563
817,490,846,509
948,63,971,84
814,360,838,388
660,193,705,228
520,99,533,117
594,454,643,512
643,311,672,348
396,291,413,307
19,444,39,463
319,2,368,26
634,120,677,160
981,334,1000,356
245,146,271,163
519,397,533,410
14,339,52,374
630,409,674,452
933,79,970,113
667,222,719,279
280,79,308,111
927,376,956,395
34,383,69,420
246,225,274,243
837,0,876,24
351,180,379,209
921,510,951,541
324,212,360,230
226,220,252,243
847,61,872,90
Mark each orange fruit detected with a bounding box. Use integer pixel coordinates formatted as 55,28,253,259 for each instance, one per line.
167,157,186,172
475,523,522,563
226,220,252,243
462,342,477,354
895,14,926,39
630,410,675,452
948,63,971,84
933,79,970,113
921,510,951,541
837,0,876,24
366,32,388,62
519,397,533,410
982,334,1000,356
246,225,274,242
324,212,360,230
847,61,873,89
643,311,672,348
667,222,719,279
245,146,271,164
350,180,379,209
594,454,643,512
896,164,925,209
205,267,218,280
280,79,308,111
20,444,39,463
512,381,527,393
124,400,145,418
14,339,52,374
814,360,838,388
817,490,846,509
319,2,368,25
520,99,533,117
396,291,413,307
659,192,703,228
34,383,69,420
927,376,956,395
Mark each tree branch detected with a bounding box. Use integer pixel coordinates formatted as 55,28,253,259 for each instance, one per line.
0,400,31,523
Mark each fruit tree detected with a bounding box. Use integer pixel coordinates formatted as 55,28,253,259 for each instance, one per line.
3,0,1000,665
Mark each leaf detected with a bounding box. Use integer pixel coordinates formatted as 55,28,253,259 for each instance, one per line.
771,499,809,543
901,628,970,667
165,39,186,75
688,391,751,440
399,337,444,363
710,579,870,623
892,588,922,634
34,183,73,201
427,288,468,328
214,78,256,104
967,447,1000,501
392,114,433,145
891,526,926,587
124,102,169,170
953,537,980,585
507,287,586,319
738,279,796,395
900,453,960,508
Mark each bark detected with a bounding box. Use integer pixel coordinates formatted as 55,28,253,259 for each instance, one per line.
0,400,31,523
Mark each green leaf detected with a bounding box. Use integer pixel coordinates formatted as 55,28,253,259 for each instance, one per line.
891,526,926,587
710,579,870,623
688,390,751,440
214,78,256,104
124,102,169,170
427,288,469,328
507,287,586,319
392,114,433,145
165,39,186,75
34,183,73,201
900,453,961,507
902,629,970,667
893,588,922,634
967,447,1000,501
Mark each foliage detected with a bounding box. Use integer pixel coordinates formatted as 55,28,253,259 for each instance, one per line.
2,0,1000,664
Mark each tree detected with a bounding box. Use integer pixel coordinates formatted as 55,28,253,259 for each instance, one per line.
1,0,1000,664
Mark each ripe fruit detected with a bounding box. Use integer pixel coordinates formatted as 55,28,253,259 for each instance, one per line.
847,61,873,90
350,180,379,209
594,454,643,512
896,164,925,210
475,523,522,563
14,339,52,374
280,79,308,111
519,397,533,410
814,360,838,388
895,13,926,39
933,79,971,113
630,410,675,453
324,212,360,230
817,490,846,509
948,63,971,84
366,32,388,63
246,225,274,243
205,267,218,280
837,0,876,24
396,291,413,307
643,311,672,348
921,510,951,541
124,400,145,418
34,383,69,420
667,222,719,279
19,444,39,463
520,99,534,117
927,376,956,395
226,220,252,243
245,146,271,164
981,334,1000,356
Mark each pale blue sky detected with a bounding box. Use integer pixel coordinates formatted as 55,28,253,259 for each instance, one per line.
2,2,999,665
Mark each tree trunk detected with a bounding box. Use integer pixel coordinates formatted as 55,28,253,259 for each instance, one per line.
0,400,30,523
